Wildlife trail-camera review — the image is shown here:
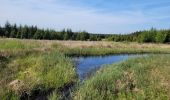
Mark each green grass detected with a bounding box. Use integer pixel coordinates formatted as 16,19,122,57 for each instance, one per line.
0,52,77,100
57,46,170,56
0,38,170,100
0,39,77,100
0,39,42,58
53,42,170,56
0,39,38,50
74,55,170,100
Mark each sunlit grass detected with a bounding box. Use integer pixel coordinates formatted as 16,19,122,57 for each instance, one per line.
0,38,77,100
56,45,170,56
0,38,39,50
0,51,77,100
52,40,170,56
74,55,170,100
0,38,170,100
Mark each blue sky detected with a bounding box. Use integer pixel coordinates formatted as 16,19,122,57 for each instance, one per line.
1,0,170,34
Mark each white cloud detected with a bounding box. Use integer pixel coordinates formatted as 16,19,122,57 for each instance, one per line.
0,0,170,33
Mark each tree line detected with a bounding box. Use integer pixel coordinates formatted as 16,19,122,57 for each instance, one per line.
106,28,170,43
0,22,170,43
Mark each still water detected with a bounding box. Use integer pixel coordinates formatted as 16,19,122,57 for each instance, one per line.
74,54,143,80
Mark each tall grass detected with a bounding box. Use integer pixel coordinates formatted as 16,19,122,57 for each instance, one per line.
74,55,170,100
0,39,77,100
1,38,170,100
0,39,42,58
56,45,170,56
0,39,37,50
0,52,77,100
53,41,170,56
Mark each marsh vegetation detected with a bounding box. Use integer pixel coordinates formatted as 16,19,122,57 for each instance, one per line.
74,55,170,100
0,38,170,100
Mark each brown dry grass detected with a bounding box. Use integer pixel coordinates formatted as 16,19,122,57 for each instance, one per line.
1,38,170,56
2,38,170,49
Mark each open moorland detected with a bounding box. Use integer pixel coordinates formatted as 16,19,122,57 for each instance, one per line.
0,38,170,100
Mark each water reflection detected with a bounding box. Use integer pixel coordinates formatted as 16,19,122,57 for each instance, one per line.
74,54,143,80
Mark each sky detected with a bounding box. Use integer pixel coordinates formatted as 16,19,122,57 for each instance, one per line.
0,0,170,34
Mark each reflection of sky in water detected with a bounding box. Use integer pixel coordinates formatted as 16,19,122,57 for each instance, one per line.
74,54,144,80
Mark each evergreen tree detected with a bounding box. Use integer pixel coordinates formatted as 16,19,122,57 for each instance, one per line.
20,25,29,39
155,31,167,43
64,31,69,40
0,21,170,43
16,25,22,38
89,35,98,41
76,31,89,40
27,26,34,39
10,24,17,38
33,30,42,39
138,29,156,43
4,21,11,37
0,26,4,36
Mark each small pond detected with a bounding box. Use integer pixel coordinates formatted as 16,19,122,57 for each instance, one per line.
74,54,145,80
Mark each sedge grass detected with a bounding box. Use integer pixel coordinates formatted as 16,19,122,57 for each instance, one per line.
0,39,77,100
74,54,170,100
1,38,170,100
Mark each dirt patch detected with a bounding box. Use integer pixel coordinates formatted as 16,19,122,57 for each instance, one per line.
9,79,28,95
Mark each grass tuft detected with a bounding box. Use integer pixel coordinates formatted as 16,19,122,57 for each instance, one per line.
74,55,170,100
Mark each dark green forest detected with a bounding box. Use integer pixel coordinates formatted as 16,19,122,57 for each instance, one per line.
0,22,170,43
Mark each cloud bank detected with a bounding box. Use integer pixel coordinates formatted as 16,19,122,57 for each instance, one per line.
0,0,170,33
